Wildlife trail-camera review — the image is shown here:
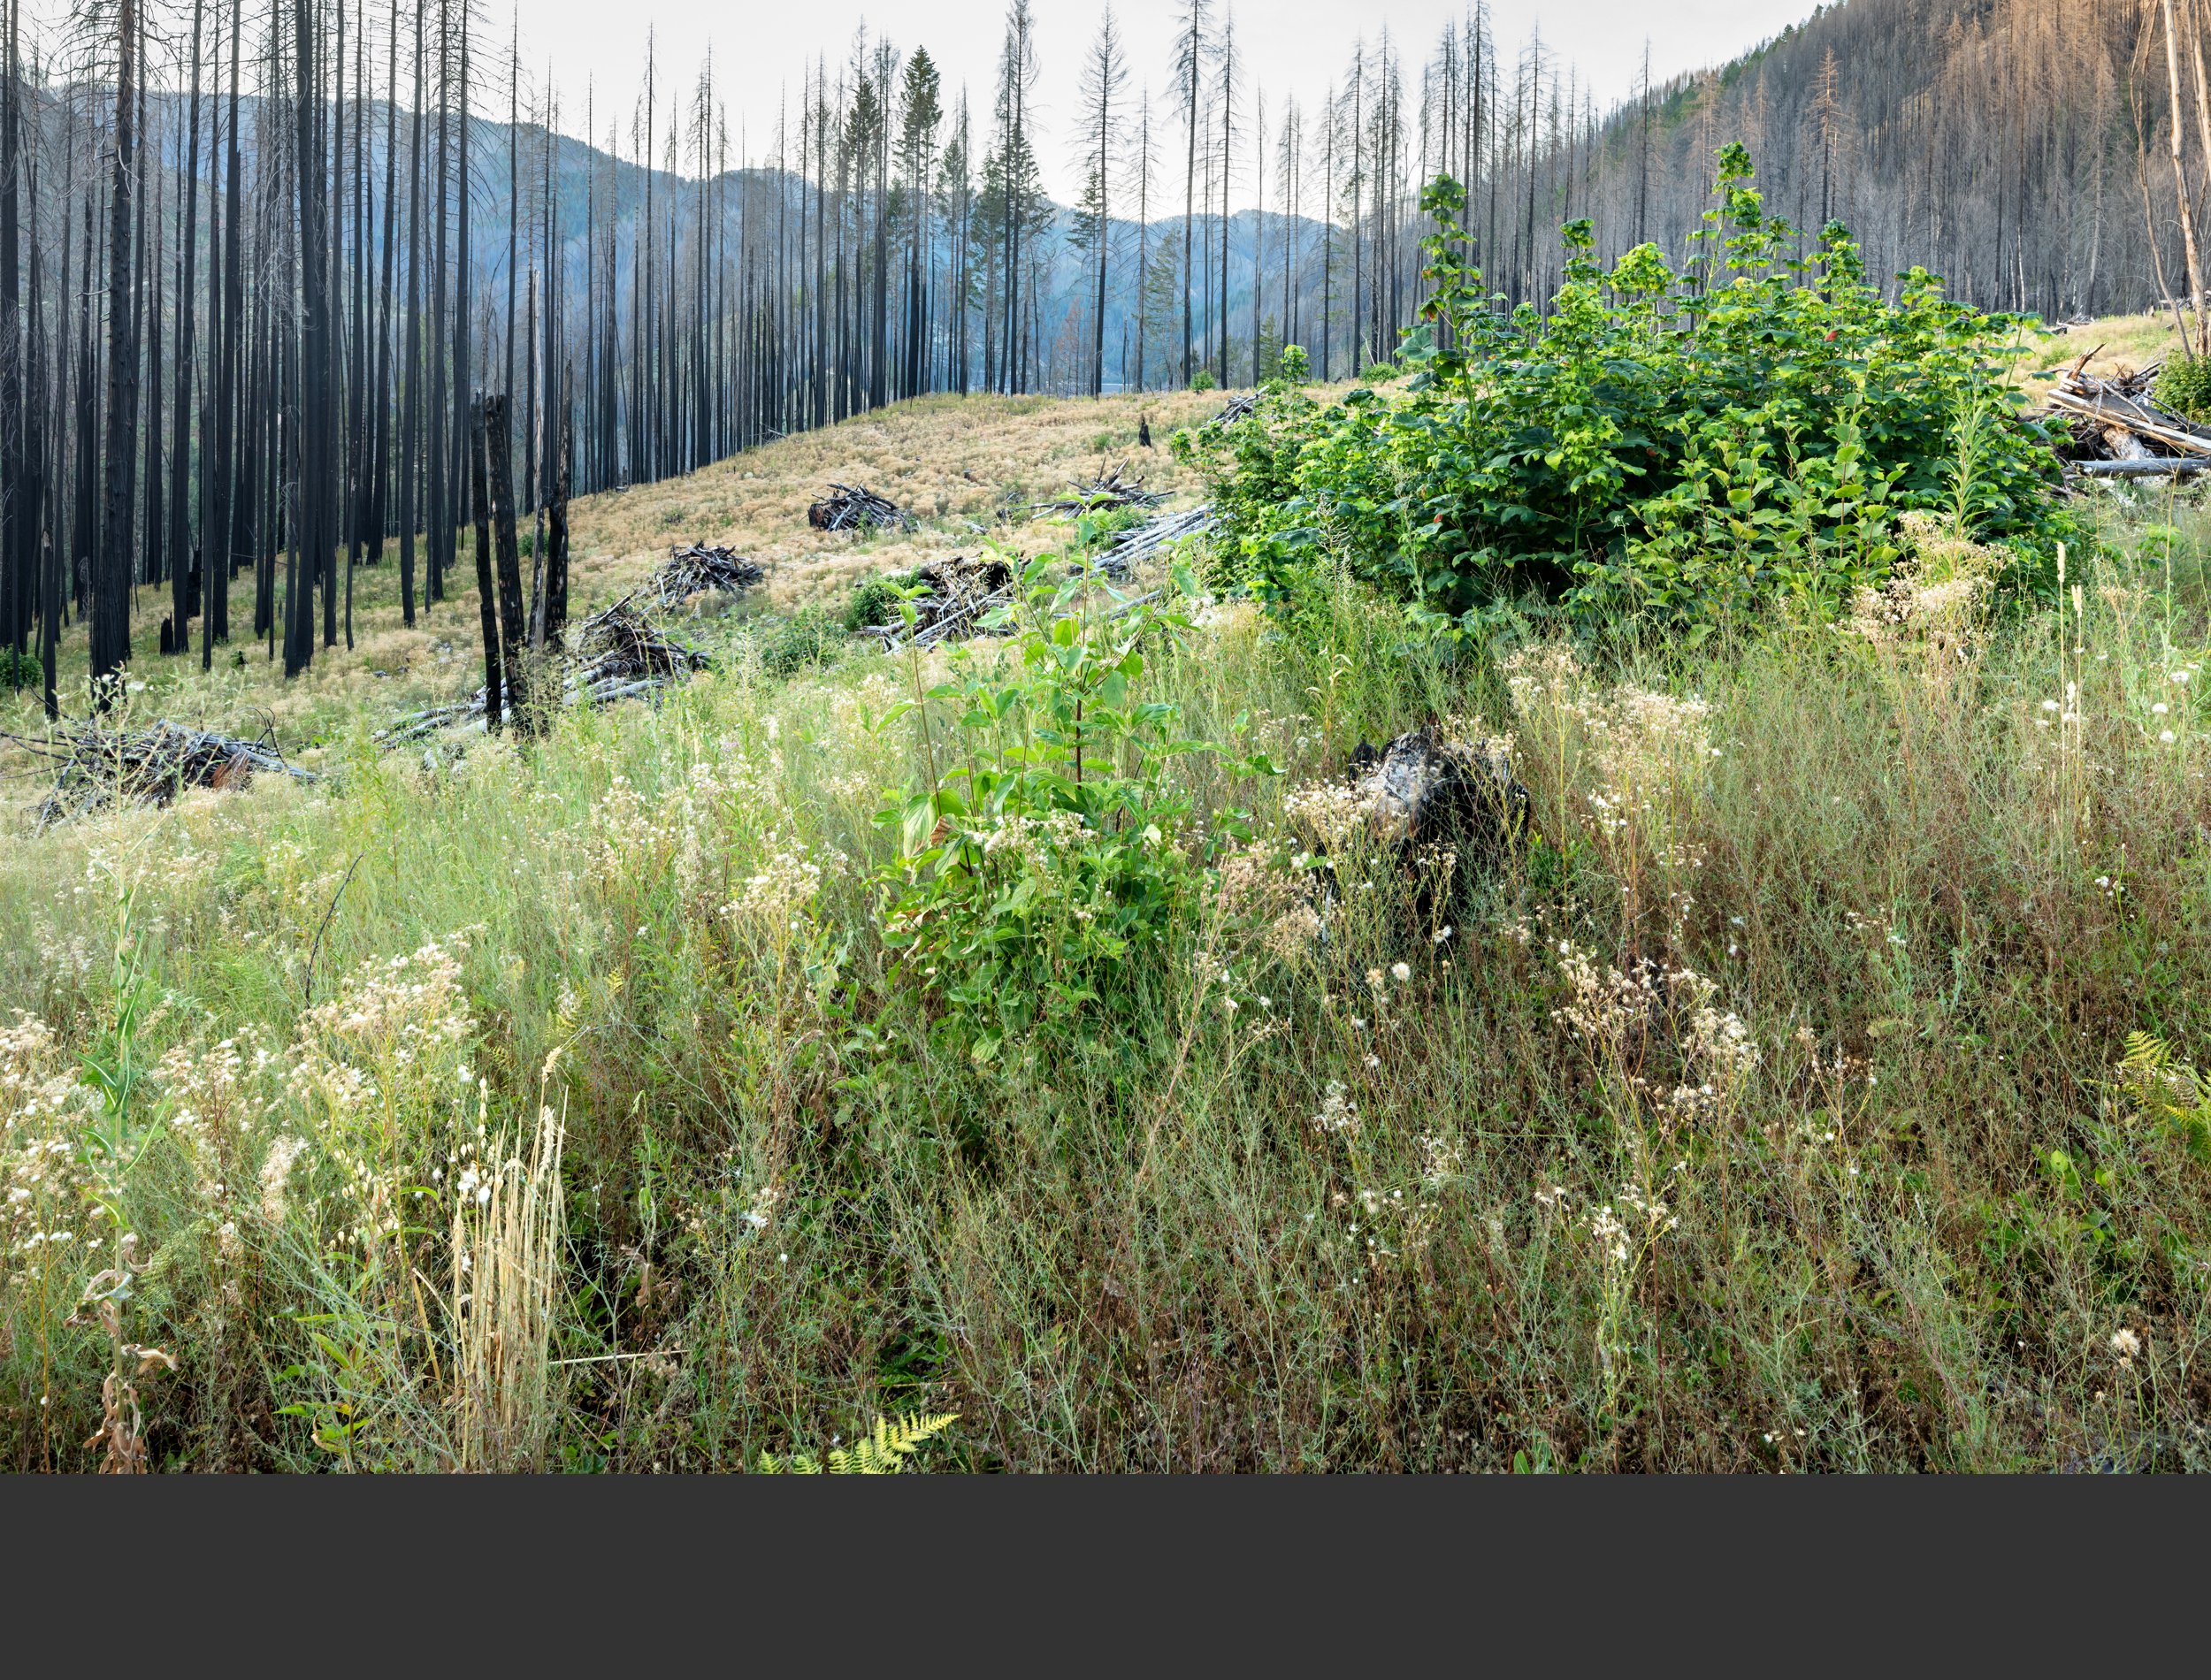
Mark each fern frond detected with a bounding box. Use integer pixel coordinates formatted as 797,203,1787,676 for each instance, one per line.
876,1409,961,1462
2112,1033,2211,1165
2121,1031,2170,1075
759,1409,959,1475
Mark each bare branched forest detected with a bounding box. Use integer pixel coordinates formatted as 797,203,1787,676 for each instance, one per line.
2,0,2210,1474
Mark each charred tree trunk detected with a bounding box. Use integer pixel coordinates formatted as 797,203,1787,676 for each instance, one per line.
544,394,570,647
94,0,143,692
484,390,528,731
169,0,206,652
468,394,501,729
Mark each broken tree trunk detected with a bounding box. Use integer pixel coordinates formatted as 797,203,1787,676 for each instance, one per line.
541,407,572,649
469,398,502,732
486,393,531,732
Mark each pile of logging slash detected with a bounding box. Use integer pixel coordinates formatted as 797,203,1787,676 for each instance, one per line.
860,517,1211,653
1015,460,1168,519
654,544,765,607
858,505,1220,651
1208,392,1261,429
2044,355,2211,478
856,555,1017,653
4,720,317,826
1098,503,1216,577
808,484,914,532
376,595,708,750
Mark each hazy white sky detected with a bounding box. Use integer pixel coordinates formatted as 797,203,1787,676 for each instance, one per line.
32,1,1826,197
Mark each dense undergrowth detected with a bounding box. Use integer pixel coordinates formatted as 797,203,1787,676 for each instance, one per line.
5,164,2211,1469
4,491,2209,1470
1184,148,2073,634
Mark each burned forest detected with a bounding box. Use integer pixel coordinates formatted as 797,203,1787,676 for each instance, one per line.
5,0,2211,1480
14,0,2211,715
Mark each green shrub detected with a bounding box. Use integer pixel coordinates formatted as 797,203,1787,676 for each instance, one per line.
1190,368,1218,393
1182,147,2073,634
1077,504,1148,545
0,645,40,688
874,553,1275,1063
1361,361,1400,380
759,607,841,678
843,577,907,632
2156,354,2211,423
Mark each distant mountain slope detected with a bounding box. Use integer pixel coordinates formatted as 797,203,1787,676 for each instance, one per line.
1582,0,2167,320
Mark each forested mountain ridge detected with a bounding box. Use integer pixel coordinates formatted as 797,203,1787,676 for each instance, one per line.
1576,0,2192,321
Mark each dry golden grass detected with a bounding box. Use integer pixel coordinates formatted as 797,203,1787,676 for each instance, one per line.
2012,310,2192,404
570,386,1229,615
0,386,1232,792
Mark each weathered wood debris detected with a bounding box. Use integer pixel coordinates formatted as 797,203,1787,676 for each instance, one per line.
1017,460,1169,518
808,483,915,532
858,555,1017,653
376,595,709,749
2044,355,2211,477
1346,729,1531,861
1208,392,1261,429
4,719,317,826
1098,503,1216,577
654,544,765,607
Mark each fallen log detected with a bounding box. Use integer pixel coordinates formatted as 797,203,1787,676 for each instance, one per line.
2069,457,2209,478
2043,359,2211,466
2046,388,2211,457
4,719,317,826
374,594,710,749
1098,503,1216,577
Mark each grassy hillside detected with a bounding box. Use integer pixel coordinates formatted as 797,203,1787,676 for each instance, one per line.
4,369,2210,1472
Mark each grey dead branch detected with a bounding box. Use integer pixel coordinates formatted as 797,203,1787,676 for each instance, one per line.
1010,460,1168,519
376,594,709,752
5,719,317,827
2045,355,2211,478
654,544,766,608
807,483,915,532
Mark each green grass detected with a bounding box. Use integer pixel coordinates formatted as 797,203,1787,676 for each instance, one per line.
4,430,2211,1471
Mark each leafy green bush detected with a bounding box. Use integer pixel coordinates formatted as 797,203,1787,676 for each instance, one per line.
0,645,40,688
874,555,1274,1062
2156,354,2211,424
1182,146,2072,633
1190,368,1218,393
1076,504,1149,545
759,607,841,678
843,577,907,632
1361,361,1400,380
